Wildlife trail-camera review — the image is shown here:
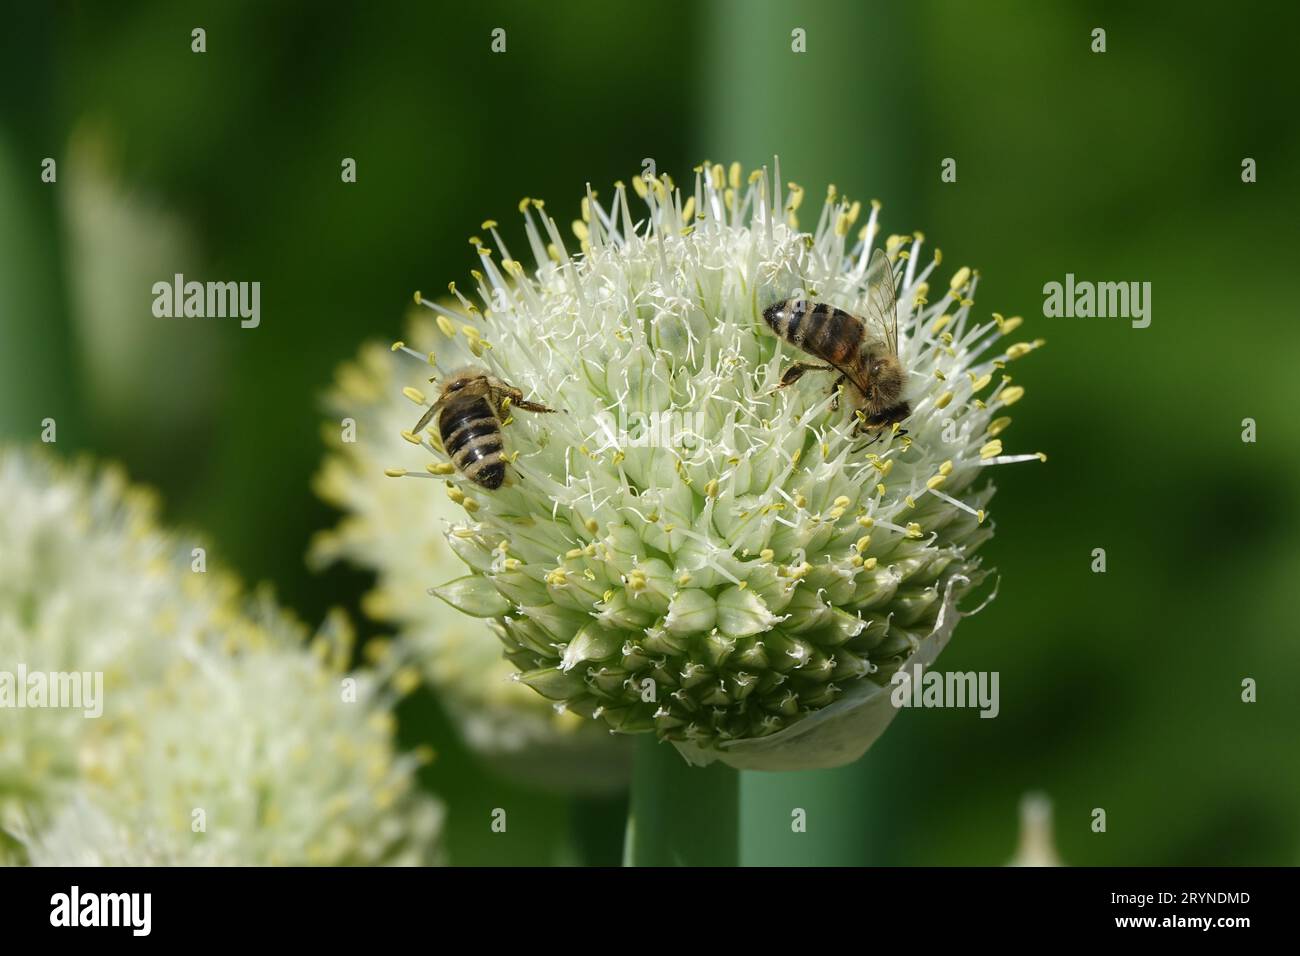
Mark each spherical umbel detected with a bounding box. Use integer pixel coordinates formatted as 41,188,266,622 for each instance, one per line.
394,161,1044,770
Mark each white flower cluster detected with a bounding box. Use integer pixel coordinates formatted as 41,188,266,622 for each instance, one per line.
387,161,1044,770
0,449,442,865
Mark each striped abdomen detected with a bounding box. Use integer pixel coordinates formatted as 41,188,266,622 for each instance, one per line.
763,299,865,367
439,395,506,489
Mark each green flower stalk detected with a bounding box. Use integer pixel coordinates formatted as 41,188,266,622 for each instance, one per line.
0,449,442,865
389,161,1043,772
313,330,630,793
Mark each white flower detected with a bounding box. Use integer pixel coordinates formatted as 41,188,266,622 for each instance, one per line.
0,449,442,865
387,160,1044,771
312,333,630,792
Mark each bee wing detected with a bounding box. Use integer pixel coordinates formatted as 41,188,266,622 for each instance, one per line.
863,247,899,357
411,401,441,436
412,379,451,435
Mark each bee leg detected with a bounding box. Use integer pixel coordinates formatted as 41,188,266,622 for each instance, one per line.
513,399,558,414
772,362,832,393
829,374,847,411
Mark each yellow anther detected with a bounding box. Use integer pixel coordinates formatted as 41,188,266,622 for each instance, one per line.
1036,452,1048,463
793,493,807,508
976,510,986,523
627,569,647,591
949,266,971,292
435,315,456,338
391,340,405,351
786,183,804,210
905,522,923,539
427,462,455,475
1006,341,1035,360
850,554,864,568
518,197,532,212
927,474,947,490
759,548,775,562
393,667,421,696
728,161,741,190
980,440,1003,459
711,164,725,189
402,386,427,405
412,290,423,305
857,515,874,529
873,459,894,477
546,568,568,586
585,518,599,534
905,495,916,508
863,557,878,570
856,535,871,553
503,558,521,571
400,430,421,445
384,468,407,478
462,497,479,513
987,416,1012,437
681,195,696,221
876,483,887,497
934,390,954,410
705,478,719,499
446,486,465,505
1000,385,1026,405
970,372,992,392
572,219,589,241
939,460,953,476
676,572,692,586
998,315,1023,334
565,548,584,559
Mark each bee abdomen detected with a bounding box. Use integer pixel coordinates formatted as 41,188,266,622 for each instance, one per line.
764,299,863,365
810,306,864,365
440,397,506,489
764,298,812,348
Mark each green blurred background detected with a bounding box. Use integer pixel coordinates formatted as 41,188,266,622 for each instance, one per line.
2,0,1296,865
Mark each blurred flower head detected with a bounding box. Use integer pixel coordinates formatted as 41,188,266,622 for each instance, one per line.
0,449,442,864
386,161,1044,771
313,330,631,793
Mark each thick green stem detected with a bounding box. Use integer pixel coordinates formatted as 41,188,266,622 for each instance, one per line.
698,0,921,867
740,761,879,865
623,736,739,866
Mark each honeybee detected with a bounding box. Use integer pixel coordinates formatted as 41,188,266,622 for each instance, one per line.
412,366,556,489
763,248,910,437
